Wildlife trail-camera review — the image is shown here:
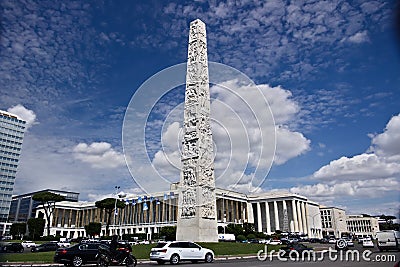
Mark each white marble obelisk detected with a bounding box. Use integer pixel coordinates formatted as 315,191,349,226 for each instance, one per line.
176,19,218,242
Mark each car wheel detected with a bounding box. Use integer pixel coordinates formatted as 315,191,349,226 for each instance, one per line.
72,256,83,267
205,253,213,263
170,254,180,265
156,260,165,265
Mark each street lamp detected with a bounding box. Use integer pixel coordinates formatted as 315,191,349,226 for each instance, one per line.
113,186,127,237
222,193,226,234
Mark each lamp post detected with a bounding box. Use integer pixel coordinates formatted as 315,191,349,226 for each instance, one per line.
114,186,120,236
222,193,226,234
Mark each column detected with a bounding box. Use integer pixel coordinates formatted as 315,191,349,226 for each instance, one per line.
282,200,288,232
256,202,262,232
168,198,172,222
273,201,280,231
301,202,307,234
265,202,271,234
297,201,303,233
292,200,299,232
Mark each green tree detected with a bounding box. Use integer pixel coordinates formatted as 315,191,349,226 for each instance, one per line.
226,223,245,237
237,235,246,242
95,198,125,236
10,223,26,240
159,226,176,241
85,222,102,238
243,223,255,236
32,192,65,236
27,218,45,240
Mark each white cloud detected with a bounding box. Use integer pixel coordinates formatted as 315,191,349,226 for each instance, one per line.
7,104,37,128
291,178,399,199
313,153,400,181
291,114,400,207
73,142,126,169
150,80,310,192
274,126,310,165
347,30,370,43
14,136,135,200
369,114,400,157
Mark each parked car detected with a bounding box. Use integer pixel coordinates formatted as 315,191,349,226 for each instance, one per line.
57,240,71,247
54,243,101,267
362,238,374,248
150,241,214,265
4,242,24,253
376,230,400,251
0,242,10,252
345,239,354,247
31,242,59,252
281,243,313,257
21,240,37,248
328,238,337,244
269,239,282,245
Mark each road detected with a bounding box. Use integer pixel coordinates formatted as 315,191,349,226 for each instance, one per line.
1,243,399,267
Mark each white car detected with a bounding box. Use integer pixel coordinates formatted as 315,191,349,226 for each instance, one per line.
21,241,37,248
268,239,282,245
362,238,374,248
57,240,71,247
150,241,214,265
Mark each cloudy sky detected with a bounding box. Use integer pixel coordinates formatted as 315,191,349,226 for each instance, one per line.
1,0,399,216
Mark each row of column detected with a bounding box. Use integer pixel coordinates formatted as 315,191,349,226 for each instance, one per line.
256,199,309,235
217,198,247,223
347,220,372,233
51,198,179,229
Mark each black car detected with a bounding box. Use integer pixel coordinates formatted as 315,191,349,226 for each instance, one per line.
4,242,24,253
281,243,313,257
31,242,59,252
54,243,101,267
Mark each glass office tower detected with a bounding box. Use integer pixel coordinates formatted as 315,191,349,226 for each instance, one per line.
0,110,26,222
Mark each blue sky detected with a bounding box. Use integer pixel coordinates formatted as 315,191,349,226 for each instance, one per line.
1,0,399,216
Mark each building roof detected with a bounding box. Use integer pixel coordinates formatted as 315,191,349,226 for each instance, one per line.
0,109,26,122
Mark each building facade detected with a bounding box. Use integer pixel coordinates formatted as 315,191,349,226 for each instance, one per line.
35,188,322,239
0,110,26,222
346,215,380,238
249,192,323,238
9,189,79,222
320,207,348,238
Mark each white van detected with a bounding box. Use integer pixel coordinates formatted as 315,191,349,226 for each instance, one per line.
376,230,400,251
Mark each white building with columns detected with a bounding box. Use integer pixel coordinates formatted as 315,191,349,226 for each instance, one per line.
247,192,322,238
34,188,323,239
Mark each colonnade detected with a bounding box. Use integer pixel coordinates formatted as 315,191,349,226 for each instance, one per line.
254,199,310,235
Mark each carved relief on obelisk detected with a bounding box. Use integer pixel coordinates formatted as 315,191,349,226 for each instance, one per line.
176,19,218,242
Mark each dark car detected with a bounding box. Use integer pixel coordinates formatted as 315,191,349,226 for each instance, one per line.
54,243,101,267
31,242,59,252
4,242,24,253
281,243,313,257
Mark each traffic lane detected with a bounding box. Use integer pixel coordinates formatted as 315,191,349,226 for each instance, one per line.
142,251,399,267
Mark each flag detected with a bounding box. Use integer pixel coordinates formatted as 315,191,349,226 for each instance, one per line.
132,199,136,205
125,199,130,205
143,202,148,211
156,198,160,205
150,196,154,202
137,196,142,203
170,192,174,199
143,195,148,202
164,193,168,200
